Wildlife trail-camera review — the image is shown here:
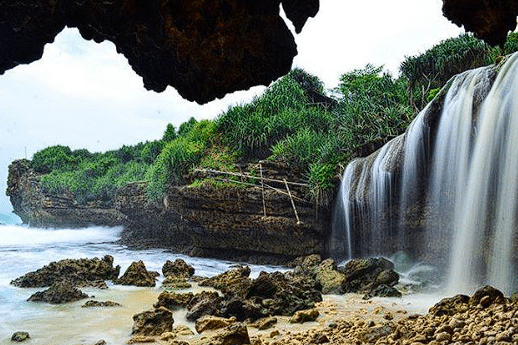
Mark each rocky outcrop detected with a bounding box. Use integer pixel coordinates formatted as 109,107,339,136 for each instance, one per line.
131,307,174,336
114,260,158,287
7,159,331,264
10,255,120,288
443,0,518,46
27,281,89,304
0,0,318,104
6,159,125,228
118,161,332,264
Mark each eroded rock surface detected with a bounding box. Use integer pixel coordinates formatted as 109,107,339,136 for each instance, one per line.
10,255,120,288
6,160,125,228
28,281,89,304
114,260,158,287
443,0,518,46
0,0,318,104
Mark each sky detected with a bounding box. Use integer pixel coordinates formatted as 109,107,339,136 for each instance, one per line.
0,0,463,213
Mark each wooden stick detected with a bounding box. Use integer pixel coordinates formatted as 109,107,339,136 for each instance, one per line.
260,163,267,218
194,168,310,187
284,178,301,224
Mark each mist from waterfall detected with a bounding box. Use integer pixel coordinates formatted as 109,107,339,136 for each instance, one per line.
331,53,518,295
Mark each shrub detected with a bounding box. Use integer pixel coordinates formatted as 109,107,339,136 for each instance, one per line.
146,137,204,200
31,145,78,173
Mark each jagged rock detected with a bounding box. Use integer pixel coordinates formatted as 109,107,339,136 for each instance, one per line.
363,284,402,299
11,332,30,342
11,255,120,288
289,308,319,323
28,280,89,304
340,257,399,294
199,266,252,296
154,291,194,310
0,0,318,104
82,300,122,308
132,307,174,336
6,160,125,228
162,276,192,289
442,0,518,46
201,323,251,345
114,261,157,287
312,258,345,294
162,259,195,278
185,291,222,321
195,315,236,334
245,271,322,319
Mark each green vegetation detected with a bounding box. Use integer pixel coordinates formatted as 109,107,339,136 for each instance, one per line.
401,33,518,110
30,32,518,207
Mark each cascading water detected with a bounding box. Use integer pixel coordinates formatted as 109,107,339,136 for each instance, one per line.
330,52,518,295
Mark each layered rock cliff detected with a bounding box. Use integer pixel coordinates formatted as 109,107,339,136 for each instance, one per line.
6,159,124,228
6,160,331,264
117,161,331,264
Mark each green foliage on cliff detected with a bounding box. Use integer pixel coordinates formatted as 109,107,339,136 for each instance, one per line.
29,33,514,207
401,32,518,110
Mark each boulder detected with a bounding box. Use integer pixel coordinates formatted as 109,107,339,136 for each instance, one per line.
186,291,222,321
469,285,505,307
195,315,236,334
249,317,278,330
312,258,345,294
154,291,194,310
363,284,402,299
162,276,192,289
114,261,157,287
11,332,30,342
200,323,251,345
28,280,89,304
429,294,470,316
289,308,319,323
340,257,399,294
162,259,195,278
11,255,120,288
132,307,174,336
200,266,252,296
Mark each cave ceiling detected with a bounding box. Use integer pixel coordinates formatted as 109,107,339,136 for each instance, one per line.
0,0,516,104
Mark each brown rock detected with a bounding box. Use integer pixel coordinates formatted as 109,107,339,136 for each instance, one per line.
11,255,120,288
195,315,236,334
114,261,156,287
82,300,121,308
11,332,30,342
154,291,194,310
132,307,174,336
250,317,278,330
162,259,195,278
27,280,89,304
289,308,319,323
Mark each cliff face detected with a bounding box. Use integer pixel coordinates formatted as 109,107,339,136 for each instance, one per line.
6,159,125,228
7,160,331,264
117,162,331,263
0,0,318,104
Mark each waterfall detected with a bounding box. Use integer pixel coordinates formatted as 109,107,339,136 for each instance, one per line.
330,53,518,294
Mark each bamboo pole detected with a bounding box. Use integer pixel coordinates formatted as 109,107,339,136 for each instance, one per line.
260,163,267,218
284,178,302,225
194,168,310,187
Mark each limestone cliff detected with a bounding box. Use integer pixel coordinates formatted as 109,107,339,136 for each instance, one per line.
6,159,125,228
6,159,331,264
117,161,331,264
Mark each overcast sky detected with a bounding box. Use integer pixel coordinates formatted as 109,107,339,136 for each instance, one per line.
0,0,463,213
